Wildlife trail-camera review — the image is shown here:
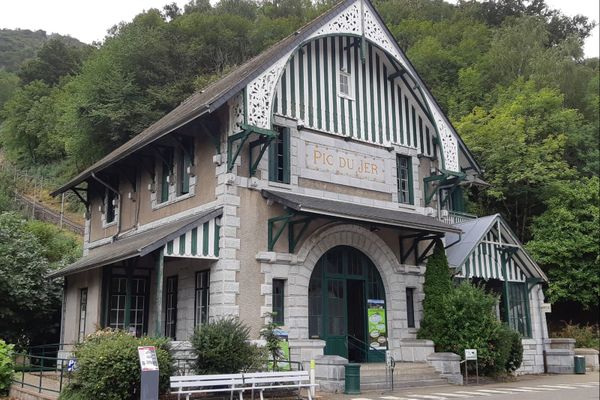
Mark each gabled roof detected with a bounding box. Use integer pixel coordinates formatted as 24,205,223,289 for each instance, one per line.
52,0,481,196
445,214,547,281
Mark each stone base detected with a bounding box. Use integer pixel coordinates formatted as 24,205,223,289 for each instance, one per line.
427,352,463,385
516,338,545,375
289,339,325,370
399,339,435,362
575,348,599,372
545,348,575,374
314,355,347,393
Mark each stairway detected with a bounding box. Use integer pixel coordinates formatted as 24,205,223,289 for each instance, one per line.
360,362,449,391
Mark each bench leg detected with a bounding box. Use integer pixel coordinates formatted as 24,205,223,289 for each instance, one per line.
259,389,265,400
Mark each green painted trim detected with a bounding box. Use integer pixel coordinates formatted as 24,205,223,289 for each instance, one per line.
307,42,314,127
398,87,404,144
339,37,346,136
353,43,362,140
268,212,294,251
179,234,185,255
167,240,173,255
323,38,330,132
315,39,322,130
331,37,338,133
368,43,376,142
376,53,383,144
154,249,164,337
281,68,287,115
202,222,209,256
289,53,296,118
404,96,410,146
191,228,197,256
214,222,220,257
383,63,390,143
124,263,133,329
299,45,305,121
411,106,417,147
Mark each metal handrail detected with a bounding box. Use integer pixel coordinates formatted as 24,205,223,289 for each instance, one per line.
12,352,72,394
347,334,387,357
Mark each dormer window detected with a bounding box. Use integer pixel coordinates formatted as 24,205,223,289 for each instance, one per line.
338,70,353,100
159,147,174,203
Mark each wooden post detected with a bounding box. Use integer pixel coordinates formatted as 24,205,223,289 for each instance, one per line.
154,249,165,337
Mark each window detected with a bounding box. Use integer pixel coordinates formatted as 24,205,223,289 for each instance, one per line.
159,147,174,203
406,287,415,328
176,137,194,196
108,277,148,337
103,176,119,224
396,155,413,205
268,126,290,184
505,282,531,337
78,288,88,342
165,276,178,339
272,279,285,325
194,270,210,326
338,70,353,99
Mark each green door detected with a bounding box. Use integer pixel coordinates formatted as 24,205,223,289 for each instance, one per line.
324,278,347,358
309,246,387,362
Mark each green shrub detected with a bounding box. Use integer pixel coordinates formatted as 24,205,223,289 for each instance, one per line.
59,329,172,400
0,339,14,395
417,240,453,340
554,322,600,351
505,328,523,373
191,317,263,374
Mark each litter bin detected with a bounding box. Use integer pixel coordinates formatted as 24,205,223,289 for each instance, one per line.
574,356,586,374
345,363,361,394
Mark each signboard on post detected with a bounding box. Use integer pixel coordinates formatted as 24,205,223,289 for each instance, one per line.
138,346,159,400
367,299,387,351
464,348,479,384
465,349,477,361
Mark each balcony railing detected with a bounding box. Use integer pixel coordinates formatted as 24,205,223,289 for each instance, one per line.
439,210,477,225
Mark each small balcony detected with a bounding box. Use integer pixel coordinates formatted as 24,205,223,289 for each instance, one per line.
439,210,478,225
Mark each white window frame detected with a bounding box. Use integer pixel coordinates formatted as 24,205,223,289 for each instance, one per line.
338,70,354,100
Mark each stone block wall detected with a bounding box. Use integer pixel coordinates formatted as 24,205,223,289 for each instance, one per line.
427,352,463,385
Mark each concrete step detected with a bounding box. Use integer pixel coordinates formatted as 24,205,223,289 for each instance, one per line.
358,362,449,391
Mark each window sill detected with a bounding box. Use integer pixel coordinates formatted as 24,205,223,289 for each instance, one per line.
102,220,118,229
268,181,292,190
396,202,416,211
152,191,195,210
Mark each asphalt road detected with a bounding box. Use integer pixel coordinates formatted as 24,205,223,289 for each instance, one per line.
326,372,599,400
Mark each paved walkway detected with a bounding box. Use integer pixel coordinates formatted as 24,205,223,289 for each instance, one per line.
323,372,600,400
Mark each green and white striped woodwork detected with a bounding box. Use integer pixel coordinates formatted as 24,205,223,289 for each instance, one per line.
456,229,527,283
273,36,436,158
164,218,220,259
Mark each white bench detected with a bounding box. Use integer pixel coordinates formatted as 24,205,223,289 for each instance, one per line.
243,371,317,400
170,373,245,400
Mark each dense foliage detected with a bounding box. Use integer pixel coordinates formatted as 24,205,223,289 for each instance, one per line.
553,322,600,351
0,212,81,347
59,329,172,400
0,339,14,396
191,317,264,374
0,0,597,313
417,240,453,340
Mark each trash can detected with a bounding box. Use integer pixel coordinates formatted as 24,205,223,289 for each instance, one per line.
574,356,586,374
345,363,361,394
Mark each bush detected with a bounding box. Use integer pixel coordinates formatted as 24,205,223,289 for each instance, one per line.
554,322,600,351
191,317,263,374
59,329,172,400
505,328,523,373
417,240,453,340
0,339,14,395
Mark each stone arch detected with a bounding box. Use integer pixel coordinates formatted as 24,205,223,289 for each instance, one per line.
287,222,406,348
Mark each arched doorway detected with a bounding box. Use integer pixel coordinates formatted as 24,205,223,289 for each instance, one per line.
308,246,387,362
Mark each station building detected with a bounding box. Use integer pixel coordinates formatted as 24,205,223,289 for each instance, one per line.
50,0,550,377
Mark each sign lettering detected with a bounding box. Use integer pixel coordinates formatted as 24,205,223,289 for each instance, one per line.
305,142,385,183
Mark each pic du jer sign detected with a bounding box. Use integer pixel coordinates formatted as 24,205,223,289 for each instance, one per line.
305,142,386,183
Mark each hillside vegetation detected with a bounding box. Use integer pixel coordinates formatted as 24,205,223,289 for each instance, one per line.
0,0,598,315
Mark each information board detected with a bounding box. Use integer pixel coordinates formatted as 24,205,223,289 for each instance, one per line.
138,346,159,372
367,299,387,350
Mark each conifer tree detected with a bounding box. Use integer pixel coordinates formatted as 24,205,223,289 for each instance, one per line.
417,239,453,341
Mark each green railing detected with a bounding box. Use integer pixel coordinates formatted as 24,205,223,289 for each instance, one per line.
440,210,477,225
12,352,72,395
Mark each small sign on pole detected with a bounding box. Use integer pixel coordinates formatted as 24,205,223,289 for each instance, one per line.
464,349,479,385
541,303,552,313
138,346,159,400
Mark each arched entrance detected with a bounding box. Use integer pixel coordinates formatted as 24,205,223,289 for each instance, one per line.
308,246,387,362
